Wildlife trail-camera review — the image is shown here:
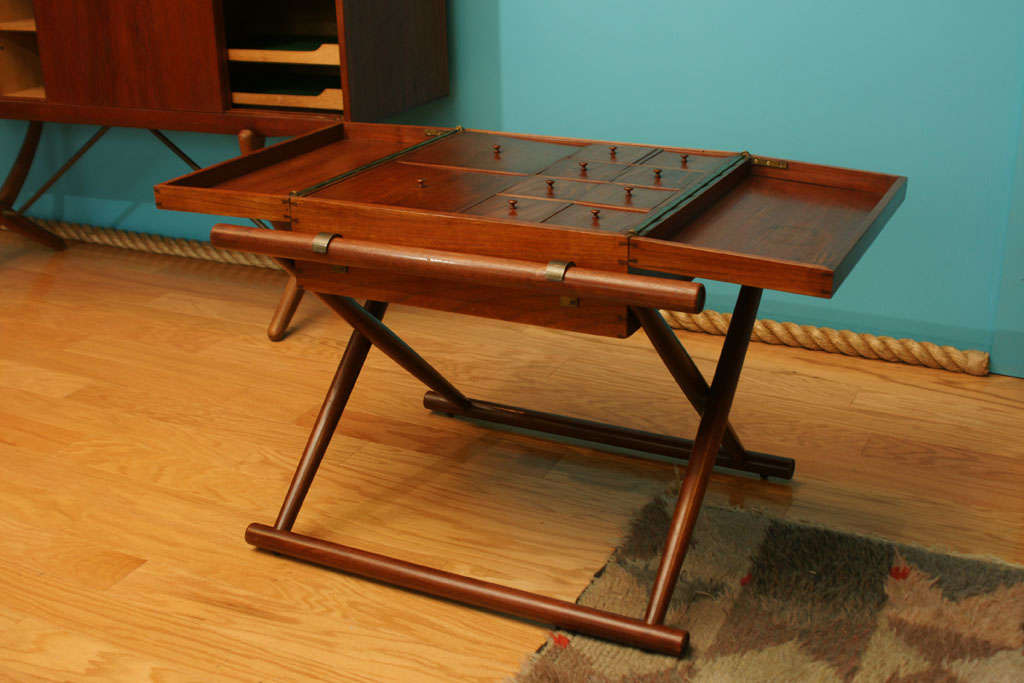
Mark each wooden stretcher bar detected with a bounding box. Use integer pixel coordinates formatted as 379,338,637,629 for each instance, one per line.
245,523,690,655
151,121,905,656
210,223,706,313
233,286,774,655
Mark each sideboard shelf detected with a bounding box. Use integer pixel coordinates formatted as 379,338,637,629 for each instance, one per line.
0,0,448,135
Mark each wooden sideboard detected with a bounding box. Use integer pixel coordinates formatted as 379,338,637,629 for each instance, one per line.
0,0,448,136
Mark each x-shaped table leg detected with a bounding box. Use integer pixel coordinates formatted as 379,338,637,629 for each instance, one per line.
246,286,779,654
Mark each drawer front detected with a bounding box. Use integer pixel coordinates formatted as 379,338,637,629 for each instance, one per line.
296,263,636,338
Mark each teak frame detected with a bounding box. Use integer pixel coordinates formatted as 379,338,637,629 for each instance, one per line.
242,284,788,655
158,121,904,654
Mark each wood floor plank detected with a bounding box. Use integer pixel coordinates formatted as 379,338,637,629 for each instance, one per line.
1,232,1021,680
0,616,212,683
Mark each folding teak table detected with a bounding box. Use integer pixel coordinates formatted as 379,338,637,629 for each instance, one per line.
155,122,905,655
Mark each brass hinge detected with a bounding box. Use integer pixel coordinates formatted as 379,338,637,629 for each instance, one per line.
749,155,789,170
425,125,464,137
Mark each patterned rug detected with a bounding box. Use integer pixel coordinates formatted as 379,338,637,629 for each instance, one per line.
517,494,1024,682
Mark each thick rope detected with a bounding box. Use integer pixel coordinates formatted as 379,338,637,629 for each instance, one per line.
38,219,281,270
662,310,989,376
29,219,989,376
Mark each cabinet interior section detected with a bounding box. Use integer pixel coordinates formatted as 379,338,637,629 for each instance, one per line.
224,0,343,112
0,1,449,134
0,0,43,98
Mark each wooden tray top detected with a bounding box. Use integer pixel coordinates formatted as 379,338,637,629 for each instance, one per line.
155,122,906,299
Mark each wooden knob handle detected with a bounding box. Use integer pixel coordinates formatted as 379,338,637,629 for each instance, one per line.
416,178,425,187
624,186,634,197
546,179,556,189
578,161,588,171
591,209,601,218
653,168,662,179
493,144,501,153
609,146,618,155
507,199,518,210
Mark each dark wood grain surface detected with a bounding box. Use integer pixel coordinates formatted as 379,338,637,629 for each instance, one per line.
309,161,522,212
154,124,906,299
338,0,448,121
575,183,676,212
539,159,626,182
568,143,658,165
501,176,602,202
2,1,449,134
400,132,583,175
465,196,571,223
34,0,227,112
215,138,412,193
289,196,629,270
614,166,705,191
630,171,906,295
543,204,647,232
296,264,635,337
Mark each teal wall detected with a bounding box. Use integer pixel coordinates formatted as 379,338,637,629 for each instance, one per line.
3,1,1023,374
992,91,1024,377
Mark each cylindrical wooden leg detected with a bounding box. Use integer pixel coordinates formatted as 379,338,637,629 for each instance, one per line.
644,286,763,625
317,294,471,410
422,391,793,479
246,523,689,656
238,128,266,155
274,300,388,531
267,276,305,341
632,306,748,464
237,127,311,342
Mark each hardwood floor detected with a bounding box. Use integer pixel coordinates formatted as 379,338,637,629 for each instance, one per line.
1,232,1022,681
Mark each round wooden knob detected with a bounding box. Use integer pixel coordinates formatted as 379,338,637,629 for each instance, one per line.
507,199,518,210
624,186,634,197
680,153,689,166
416,178,425,187
653,168,663,179
591,209,601,219
609,145,618,155
545,179,556,192
493,144,502,153
578,161,588,171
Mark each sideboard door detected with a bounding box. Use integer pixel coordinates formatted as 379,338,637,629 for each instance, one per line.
34,0,227,112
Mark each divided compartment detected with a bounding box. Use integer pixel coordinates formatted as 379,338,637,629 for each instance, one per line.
153,124,429,220
399,132,583,175
228,38,339,66
630,159,907,297
229,62,342,111
223,0,342,111
306,161,521,213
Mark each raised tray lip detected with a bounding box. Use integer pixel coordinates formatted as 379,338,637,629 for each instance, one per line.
289,193,629,238
154,124,744,237
628,168,907,298
153,121,907,297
